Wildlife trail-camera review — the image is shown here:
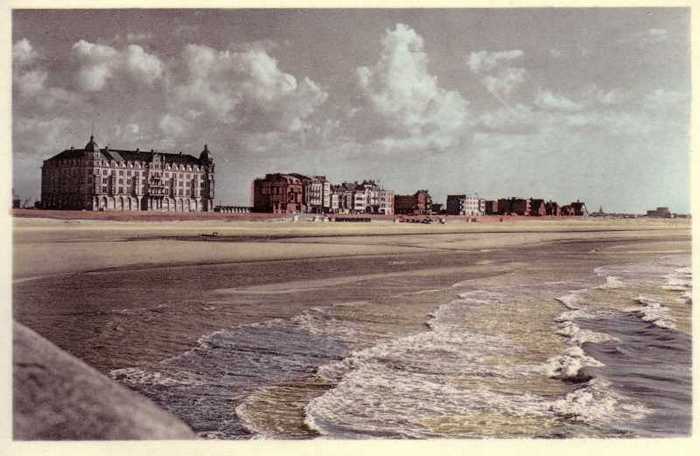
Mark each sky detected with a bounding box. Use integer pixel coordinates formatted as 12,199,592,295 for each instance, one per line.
11,8,690,212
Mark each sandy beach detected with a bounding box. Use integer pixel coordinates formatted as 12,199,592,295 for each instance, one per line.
12,216,692,438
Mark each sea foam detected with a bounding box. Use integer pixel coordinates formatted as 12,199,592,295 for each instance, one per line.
625,296,677,330
549,378,650,425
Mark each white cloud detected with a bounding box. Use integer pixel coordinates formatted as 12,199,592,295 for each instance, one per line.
356,23,470,150
166,43,327,132
467,49,523,74
109,122,142,140
478,103,539,134
644,88,688,110
72,40,119,91
15,69,48,97
534,90,584,112
71,39,164,91
126,123,140,135
13,38,38,66
482,67,527,98
159,113,189,137
476,83,682,141
37,87,85,112
467,49,527,98
12,40,87,114
125,44,163,86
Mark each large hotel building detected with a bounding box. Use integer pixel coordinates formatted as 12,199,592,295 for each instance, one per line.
40,135,215,212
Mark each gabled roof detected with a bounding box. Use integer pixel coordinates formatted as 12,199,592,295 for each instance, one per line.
46,135,211,166
261,173,304,184
49,149,85,161
47,147,206,166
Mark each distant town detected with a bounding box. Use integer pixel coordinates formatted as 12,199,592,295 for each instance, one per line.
12,136,689,220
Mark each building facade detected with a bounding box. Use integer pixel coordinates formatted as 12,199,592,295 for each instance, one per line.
545,201,561,216
529,198,546,216
252,173,305,214
40,136,215,212
496,197,531,216
395,190,432,215
446,195,484,216
571,200,587,216
646,207,672,218
289,174,332,213
328,180,394,215
484,200,499,215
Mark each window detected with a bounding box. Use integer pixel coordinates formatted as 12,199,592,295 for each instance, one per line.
102,186,108,192
103,170,108,175
118,179,124,184
119,171,124,176
127,171,132,177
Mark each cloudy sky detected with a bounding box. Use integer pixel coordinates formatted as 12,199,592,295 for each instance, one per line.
12,8,690,212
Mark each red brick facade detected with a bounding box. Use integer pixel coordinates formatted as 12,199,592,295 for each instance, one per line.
252,173,305,214
395,190,432,215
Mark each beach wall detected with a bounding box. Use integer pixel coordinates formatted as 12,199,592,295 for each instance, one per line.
13,322,196,440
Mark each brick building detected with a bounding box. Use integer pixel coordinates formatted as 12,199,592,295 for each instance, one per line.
560,205,576,216
395,190,432,215
484,200,499,215
529,198,546,216
497,197,531,215
252,173,304,214
545,201,561,216
40,135,215,211
571,200,588,216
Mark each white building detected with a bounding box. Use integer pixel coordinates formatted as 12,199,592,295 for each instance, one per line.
446,194,484,216
330,180,394,215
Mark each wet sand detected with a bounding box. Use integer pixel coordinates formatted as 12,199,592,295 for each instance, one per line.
12,217,691,438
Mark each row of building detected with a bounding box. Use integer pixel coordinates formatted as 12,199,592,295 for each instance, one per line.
441,195,587,216
251,175,440,216
36,136,588,216
251,174,588,218
252,174,395,214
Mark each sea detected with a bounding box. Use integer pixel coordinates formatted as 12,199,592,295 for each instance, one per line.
102,250,692,439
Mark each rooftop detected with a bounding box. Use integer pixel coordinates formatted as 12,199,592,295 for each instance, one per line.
47,136,211,166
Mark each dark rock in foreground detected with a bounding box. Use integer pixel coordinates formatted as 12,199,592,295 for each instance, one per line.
13,322,195,440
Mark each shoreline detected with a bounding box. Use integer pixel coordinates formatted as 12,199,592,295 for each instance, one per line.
11,217,692,438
